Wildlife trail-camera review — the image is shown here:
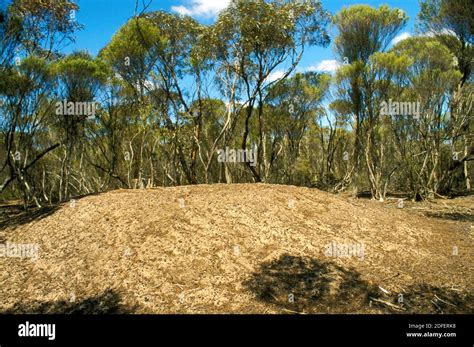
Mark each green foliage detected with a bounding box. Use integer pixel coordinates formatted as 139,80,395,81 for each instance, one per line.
333,5,408,63
208,0,330,81
1,1,472,206
392,36,462,92
9,0,80,55
418,0,474,83
100,17,163,82
54,51,109,100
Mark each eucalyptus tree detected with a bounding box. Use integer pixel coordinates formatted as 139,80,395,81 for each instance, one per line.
332,5,408,199
101,12,207,185
0,0,79,208
0,0,21,69
204,0,331,182
418,0,474,191
418,0,473,85
265,71,330,184
0,56,56,207
53,51,108,200
376,37,461,198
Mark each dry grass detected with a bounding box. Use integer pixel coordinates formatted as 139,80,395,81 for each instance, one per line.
0,184,472,314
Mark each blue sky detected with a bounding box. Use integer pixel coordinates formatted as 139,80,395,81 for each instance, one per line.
66,0,421,73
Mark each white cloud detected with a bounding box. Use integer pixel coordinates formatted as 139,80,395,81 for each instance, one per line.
171,0,230,18
391,32,411,45
306,60,341,73
266,70,286,83
423,28,457,37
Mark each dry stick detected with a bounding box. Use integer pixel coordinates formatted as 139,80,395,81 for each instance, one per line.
434,295,457,308
431,299,443,313
381,272,400,281
268,293,306,315
369,297,405,311
281,308,307,315
449,287,462,292
434,192,449,200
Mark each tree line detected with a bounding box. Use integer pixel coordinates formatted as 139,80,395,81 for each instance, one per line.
0,0,472,208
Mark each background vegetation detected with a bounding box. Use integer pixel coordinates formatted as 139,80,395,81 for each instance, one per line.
0,0,472,208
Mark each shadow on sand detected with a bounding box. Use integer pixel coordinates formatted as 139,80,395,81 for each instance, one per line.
1,289,134,314
244,254,474,314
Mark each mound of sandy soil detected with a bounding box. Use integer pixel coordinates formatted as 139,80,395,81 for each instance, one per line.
0,184,472,314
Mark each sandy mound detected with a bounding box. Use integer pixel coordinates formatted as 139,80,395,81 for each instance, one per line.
0,184,472,313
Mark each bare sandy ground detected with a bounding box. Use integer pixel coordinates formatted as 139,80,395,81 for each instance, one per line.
0,184,472,314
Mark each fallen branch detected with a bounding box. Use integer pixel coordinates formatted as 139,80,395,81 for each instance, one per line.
369,297,405,311
434,295,457,308
281,308,307,315
381,272,400,282
431,299,443,313
434,192,449,200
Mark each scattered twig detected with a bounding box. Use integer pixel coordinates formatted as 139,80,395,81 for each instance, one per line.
281,308,307,315
381,272,400,281
369,297,405,311
449,287,462,292
434,295,457,308
434,192,449,200
431,299,443,313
